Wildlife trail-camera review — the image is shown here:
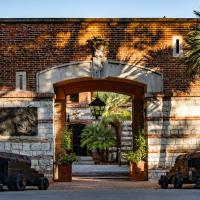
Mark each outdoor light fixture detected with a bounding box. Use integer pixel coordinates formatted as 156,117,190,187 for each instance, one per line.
89,96,106,120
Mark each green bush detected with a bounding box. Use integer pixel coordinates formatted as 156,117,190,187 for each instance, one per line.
80,123,116,162
80,123,116,151
57,127,77,164
122,129,147,164
57,152,77,165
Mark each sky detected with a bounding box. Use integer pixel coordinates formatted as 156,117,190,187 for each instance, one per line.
0,0,199,18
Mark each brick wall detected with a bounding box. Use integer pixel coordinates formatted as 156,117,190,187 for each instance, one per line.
0,18,199,94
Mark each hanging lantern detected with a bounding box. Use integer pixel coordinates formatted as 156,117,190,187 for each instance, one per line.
89,97,106,120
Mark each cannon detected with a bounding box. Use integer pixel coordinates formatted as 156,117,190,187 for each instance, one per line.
159,152,200,189
0,152,49,191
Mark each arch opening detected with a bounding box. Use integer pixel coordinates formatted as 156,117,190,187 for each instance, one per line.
53,77,147,180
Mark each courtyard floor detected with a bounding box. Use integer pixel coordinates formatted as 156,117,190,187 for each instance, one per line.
50,177,158,190
1,180,200,200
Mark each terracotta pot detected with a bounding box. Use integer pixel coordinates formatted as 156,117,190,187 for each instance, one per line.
57,164,72,182
130,161,146,181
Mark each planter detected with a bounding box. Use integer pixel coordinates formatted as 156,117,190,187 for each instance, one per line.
57,164,72,182
130,161,146,181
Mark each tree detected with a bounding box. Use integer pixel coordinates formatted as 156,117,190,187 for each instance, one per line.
182,10,200,77
97,92,132,164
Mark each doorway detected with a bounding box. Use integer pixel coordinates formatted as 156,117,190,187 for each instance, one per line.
68,123,87,156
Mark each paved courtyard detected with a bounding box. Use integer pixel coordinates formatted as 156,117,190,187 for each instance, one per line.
1,186,200,200
1,178,200,200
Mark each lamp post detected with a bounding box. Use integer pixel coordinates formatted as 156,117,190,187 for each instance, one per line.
89,96,106,120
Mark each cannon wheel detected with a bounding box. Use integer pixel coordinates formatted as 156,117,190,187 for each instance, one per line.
160,175,169,189
37,177,49,190
173,174,183,189
7,173,26,191
0,184,4,192
13,173,26,191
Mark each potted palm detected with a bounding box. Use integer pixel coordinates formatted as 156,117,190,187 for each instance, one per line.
80,123,116,163
56,128,77,182
122,129,147,181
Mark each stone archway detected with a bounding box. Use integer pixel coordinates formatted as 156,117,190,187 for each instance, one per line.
37,60,163,94
37,60,163,180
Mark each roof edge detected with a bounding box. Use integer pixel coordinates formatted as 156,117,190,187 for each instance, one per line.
0,18,199,23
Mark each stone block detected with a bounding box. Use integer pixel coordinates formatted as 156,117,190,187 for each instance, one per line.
31,143,42,151
31,159,39,166
12,143,23,150
41,143,51,151
148,138,160,145
4,142,11,150
20,150,31,156
23,143,30,151
0,142,5,151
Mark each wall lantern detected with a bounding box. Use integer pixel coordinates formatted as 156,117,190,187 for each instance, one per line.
89,97,106,120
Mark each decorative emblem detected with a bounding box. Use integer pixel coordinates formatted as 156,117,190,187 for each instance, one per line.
87,37,109,78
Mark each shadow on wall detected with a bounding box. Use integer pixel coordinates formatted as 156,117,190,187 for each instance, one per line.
0,20,194,90
144,46,200,174
1,20,200,173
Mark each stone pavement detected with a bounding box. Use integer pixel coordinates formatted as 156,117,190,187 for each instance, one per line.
72,164,129,177
1,178,200,200
50,177,158,190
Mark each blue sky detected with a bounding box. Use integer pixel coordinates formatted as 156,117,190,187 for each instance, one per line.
0,0,199,18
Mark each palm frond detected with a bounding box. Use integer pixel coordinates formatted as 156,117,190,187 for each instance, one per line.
194,10,200,17
182,27,200,77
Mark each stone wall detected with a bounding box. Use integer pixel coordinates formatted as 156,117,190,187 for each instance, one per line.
0,94,54,178
147,96,200,181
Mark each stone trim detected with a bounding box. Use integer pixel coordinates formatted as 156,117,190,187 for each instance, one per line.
0,18,199,23
15,71,27,91
0,136,52,142
149,149,200,154
146,93,200,98
0,91,54,98
146,116,200,121
148,134,200,138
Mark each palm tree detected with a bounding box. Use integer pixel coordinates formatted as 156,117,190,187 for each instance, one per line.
182,10,200,77
97,92,132,164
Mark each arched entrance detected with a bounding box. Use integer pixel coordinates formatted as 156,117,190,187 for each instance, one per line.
53,77,146,164
37,60,163,180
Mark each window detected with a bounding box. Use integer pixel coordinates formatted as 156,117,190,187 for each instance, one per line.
173,36,183,57
16,72,26,91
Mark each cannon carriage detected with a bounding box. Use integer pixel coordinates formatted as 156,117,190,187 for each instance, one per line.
159,152,200,189
0,152,49,191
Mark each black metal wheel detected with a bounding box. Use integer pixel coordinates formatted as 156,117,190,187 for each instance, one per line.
194,178,200,189
37,177,49,190
159,175,169,189
0,184,4,192
14,173,26,191
173,174,183,189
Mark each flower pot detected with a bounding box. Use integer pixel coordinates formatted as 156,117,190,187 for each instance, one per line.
130,161,146,181
57,164,72,182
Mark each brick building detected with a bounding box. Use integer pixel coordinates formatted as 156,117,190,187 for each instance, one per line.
0,18,200,180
